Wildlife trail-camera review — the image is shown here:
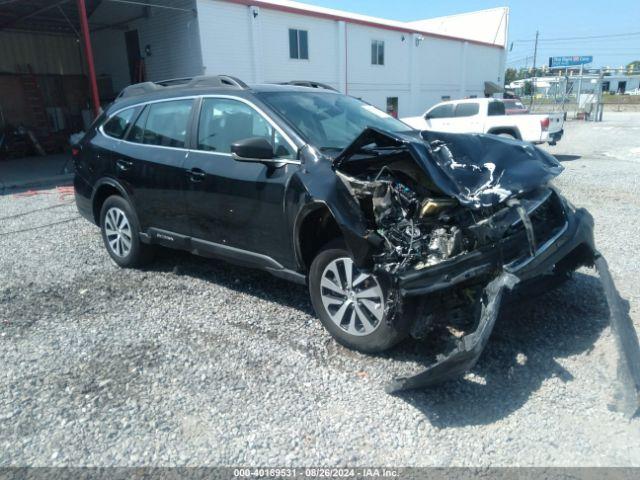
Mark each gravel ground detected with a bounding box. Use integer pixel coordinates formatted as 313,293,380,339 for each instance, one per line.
1,114,639,466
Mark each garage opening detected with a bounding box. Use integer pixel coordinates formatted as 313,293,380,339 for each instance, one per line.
0,0,201,190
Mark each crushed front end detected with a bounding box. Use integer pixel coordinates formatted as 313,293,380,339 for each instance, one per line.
331,128,605,393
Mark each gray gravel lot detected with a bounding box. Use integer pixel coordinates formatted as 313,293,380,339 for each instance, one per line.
1,114,639,466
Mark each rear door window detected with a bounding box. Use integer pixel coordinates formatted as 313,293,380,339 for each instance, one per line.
454,102,480,117
426,104,454,119
102,108,135,139
488,101,506,116
130,99,193,148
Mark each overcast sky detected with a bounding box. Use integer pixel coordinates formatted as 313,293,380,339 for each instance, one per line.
298,0,640,70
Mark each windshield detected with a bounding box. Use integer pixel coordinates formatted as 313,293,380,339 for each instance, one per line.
258,91,412,155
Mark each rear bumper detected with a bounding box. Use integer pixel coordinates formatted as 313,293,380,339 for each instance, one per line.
548,128,564,145
74,173,95,224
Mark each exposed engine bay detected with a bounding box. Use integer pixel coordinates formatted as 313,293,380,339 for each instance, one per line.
334,133,562,276
338,166,473,274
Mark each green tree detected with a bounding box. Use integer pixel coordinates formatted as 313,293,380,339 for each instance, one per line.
627,60,640,73
504,68,518,85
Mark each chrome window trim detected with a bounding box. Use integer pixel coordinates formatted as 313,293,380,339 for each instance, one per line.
99,96,197,152
98,94,300,162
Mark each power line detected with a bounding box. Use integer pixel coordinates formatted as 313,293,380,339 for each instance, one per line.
514,30,640,43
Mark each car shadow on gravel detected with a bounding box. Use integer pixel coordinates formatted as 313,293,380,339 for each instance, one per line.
148,250,608,427
390,270,609,427
553,154,582,162
149,247,314,314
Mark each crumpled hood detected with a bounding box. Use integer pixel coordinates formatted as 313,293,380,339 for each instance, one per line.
332,128,564,209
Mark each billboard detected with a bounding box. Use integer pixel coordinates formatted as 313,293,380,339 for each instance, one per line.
549,56,593,68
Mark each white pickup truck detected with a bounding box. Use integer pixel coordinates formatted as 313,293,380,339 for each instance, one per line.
402,98,564,145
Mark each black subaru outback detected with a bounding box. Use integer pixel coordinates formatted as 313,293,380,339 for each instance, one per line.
74,75,600,390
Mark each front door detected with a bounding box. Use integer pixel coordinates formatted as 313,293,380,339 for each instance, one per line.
183,97,298,265
424,103,454,131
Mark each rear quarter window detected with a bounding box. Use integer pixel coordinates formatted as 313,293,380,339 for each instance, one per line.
102,108,135,139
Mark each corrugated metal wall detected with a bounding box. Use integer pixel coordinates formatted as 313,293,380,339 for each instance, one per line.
0,31,84,75
91,0,203,94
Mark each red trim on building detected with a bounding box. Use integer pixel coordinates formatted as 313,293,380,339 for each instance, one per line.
223,0,504,50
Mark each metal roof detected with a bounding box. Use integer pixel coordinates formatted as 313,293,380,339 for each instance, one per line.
0,0,142,35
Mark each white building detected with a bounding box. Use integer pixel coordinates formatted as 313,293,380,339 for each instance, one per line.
88,0,508,117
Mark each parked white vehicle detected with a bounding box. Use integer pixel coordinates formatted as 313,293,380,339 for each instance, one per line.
402,98,564,145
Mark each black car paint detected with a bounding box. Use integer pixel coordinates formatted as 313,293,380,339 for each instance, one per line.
74,83,639,405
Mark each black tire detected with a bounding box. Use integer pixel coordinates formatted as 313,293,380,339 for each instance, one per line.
99,195,152,268
308,241,409,353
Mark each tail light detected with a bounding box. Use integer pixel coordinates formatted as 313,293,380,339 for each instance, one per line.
71,145,82,171
540,117,550,131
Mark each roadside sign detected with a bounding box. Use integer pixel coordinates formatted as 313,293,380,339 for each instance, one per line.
549,56,593,68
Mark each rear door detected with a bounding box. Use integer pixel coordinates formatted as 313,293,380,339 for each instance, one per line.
183,96,299,265
116,98,195,235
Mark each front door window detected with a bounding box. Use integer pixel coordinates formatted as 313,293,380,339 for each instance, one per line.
197,98,294,159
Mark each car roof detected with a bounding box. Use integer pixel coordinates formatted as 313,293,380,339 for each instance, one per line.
106,82,338,115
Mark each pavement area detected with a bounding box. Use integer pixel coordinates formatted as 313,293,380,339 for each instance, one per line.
0,113,639,466
0,153,73,193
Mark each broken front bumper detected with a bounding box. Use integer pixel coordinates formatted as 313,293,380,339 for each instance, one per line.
387,205,599,392
389,201,640,417
396,203,595,297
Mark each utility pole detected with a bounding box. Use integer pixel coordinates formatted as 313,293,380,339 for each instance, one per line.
530,30,539,109
576,63,583,111
595,68,605,122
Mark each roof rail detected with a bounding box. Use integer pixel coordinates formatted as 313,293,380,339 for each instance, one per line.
187,75,249,89
116,81,162,99
279,81,338,92
116,75,249,100
155,77,194,86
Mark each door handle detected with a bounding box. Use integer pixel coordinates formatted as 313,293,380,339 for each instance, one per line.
116,159,133,171
187,168,206,182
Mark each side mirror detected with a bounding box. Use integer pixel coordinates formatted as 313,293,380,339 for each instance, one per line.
231,137,274,161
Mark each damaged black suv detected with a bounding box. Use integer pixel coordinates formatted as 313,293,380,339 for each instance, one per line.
74,76,597,389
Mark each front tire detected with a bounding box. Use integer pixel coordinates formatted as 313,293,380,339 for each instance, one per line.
99,195,152,268
308,242,408,353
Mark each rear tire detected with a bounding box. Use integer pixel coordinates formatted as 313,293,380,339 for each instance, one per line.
308,241,409,353
99,195,152,268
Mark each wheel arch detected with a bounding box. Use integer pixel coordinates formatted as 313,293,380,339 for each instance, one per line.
294,202,343,273
91,178,133,225
487,127,522,140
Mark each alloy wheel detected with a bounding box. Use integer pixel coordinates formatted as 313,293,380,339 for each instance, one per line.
320,257,385,336
104,207,132,258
